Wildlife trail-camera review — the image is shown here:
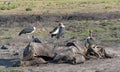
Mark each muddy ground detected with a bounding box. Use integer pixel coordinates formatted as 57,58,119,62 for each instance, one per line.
0,12,120,72
0,41,120,72
0,12,120,27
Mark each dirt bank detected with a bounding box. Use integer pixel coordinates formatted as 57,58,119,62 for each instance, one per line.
0,11,120,27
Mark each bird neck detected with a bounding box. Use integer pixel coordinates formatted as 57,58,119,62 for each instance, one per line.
33,27,36,30
60,24,65,28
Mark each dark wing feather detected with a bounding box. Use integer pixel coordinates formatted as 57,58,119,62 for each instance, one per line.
23,43,31,58
87,38,94,45
84,38,94,47
19,29,25,36
49,27,58,34
18,27,34,36
33,38,42,43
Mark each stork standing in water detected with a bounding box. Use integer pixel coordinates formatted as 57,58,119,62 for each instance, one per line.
18,26,36,42
49,23,65,48
85,30,94,49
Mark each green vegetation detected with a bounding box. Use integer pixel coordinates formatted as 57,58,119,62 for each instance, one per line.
0,0,120,43
25,7,32,11
0,0,120,14
0,27,21,45
0,3,19,10
0,19,120,44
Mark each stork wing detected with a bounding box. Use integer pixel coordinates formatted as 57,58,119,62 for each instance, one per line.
18,27,34,36
56,27,65,39
49,27,58,34
33,38,42,43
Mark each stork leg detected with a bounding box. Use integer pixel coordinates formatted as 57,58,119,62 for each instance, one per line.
52,37,63,52
53,39,58,51
52,38,62,54
27,35,30,39
27,34,32,43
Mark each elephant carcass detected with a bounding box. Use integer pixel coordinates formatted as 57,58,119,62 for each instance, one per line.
12,42,53,67
53,46,85,64
23,42,54,61
13,57,47,67
21,57,47,66
85,45,113,59
22,41,85,65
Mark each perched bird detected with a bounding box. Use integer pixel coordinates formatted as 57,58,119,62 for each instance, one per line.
19,26,36,36
49,23,65,39
18,26,36,39
32,36,42,43
23,43,31,58
66,41,80,52
1,45,8,50
85,30,94,48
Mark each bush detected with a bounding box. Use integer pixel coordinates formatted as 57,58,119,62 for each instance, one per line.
25,8,32,11
104,6,112,9
0,4,19,10
0,6,6,10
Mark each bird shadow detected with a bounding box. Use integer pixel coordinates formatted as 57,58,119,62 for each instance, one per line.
0,58,20,67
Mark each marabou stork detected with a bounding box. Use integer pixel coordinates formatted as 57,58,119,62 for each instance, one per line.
85,30,94,48
49,23,65,39
18,26,36,41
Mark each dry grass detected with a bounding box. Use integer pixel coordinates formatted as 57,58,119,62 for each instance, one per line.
0,0,120,15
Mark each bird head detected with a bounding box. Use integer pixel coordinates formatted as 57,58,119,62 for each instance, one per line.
88,30,93,38
59,23,65,28
89,30,92,33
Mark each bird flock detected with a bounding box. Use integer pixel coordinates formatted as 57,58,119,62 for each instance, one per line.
18,23,66,43
18,22,94,48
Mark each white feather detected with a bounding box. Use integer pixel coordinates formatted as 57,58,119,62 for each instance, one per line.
31,27,36,33
52,27,59,34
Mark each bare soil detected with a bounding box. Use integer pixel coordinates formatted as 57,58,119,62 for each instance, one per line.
0,11,120,27
0,42,120,72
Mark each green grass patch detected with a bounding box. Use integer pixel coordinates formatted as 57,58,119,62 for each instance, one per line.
25,7,32,11
0,67,25,72
0,27,21,38
0,27,22,44
101,38,120,43
0,19,120,44
0,3,19,10
0,0,120,14
65,31,80,39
